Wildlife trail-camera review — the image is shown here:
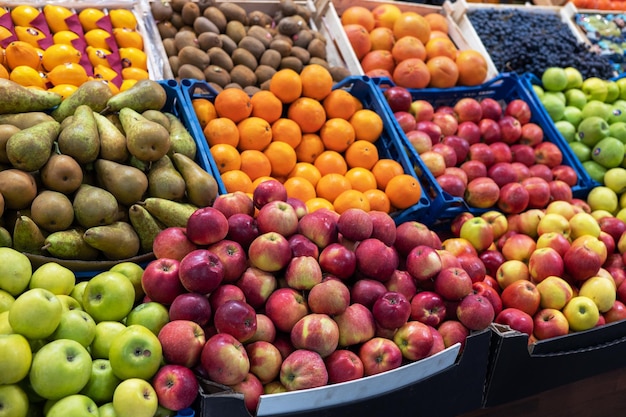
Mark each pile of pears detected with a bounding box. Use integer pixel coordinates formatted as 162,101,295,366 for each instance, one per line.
0,78,219,262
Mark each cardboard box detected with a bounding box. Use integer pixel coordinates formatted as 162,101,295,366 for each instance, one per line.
483,320,626,407
196,328,491,417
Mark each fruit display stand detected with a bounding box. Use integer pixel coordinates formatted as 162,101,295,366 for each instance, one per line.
195,329,491,417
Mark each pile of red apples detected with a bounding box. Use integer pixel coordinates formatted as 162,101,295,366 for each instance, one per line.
384,86,579,214
140,179,498,414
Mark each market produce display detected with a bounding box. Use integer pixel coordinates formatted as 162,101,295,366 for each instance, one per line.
575,12,626,74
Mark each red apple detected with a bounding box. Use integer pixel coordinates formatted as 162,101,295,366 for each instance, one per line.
479,250,506,278
505,99,531,124
246,341,284,384
207,239,247,283
458,254,487,283
212,191,254,218
521,176,551,209
235,267,276,310
385,269,417,300
603,300,626,323
500,279,541,316
497,182,530,214
248,232,292,272
480,97,502,120
265,288,309,333
288,233,319,259
324,349,364,384
213,300,257,342
230,373,264,414
350,279,388,309
437,320,470,349
457,120,481,145
490,142,513,164
520,122,543,146
337,208,373,242
359,337,403,376
534,142,563,168
284,255,323,290
465,177,500,209
536,232,571,257
247,313,277,344
384,86,413,112
498,115,522,144
395,111,417,133
460,160,488,182
202,334,251,385
226,213,259,249
472,281,503,317
528,247,565,283
405,245,442,281
510,144,536,167
372,291,411,330
442,135,470,163
256,200,299,237
286,197,308,219
468,142,495,167
158,320,206,368
501,233,536,262
252,178,287,209
280,349,328,391
152,227,198,261
406,129,433,153
141,258,185,305
318,242,356,280
152,364,199,411
410,291,447,327
478,118,502,144
487,162,517,188
308,278,350,316
368,210,397,247
355,238,399,282
456,293,495,330
290,313,340,358
208,284,246,313
511,162,531,182
393,320,434,361
433,267,473,301
533,308,570,340
409,99,435,122
529,164,553,182
495,308,534,336
599,217,626,243
454,97,483,123
564,241,603,281
437,174,467,197
179,249,224,294
297,209,339,249
334,303,376,347
185,207,229,246
416,120,443,144
394,221,435,256
551,165,578,187
432,142,458,167
168,293,212,327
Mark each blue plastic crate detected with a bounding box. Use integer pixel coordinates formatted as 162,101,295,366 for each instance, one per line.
181,76,439,225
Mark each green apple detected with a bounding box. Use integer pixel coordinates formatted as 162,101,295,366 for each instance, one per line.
124,302,169,336
606,80,620,103
112,378,158,417
604,167,626,193
57,294,82,311
80,359,122,405
608,121,626,143
569,212,602,240
532,84,545,98
0,384,29,417
46,394,99,417
109,324,162,380
0,333,32,384
563,296,600,332
617,208,626,223
541,93,566,122
562,106,583,128
99,402,117,417
592,136,625,169
70,281,88,309
586,186,619,214
582,160,607,183
9,288,63,340
564,66,584,89
154,405,177,416
0,289,15,314
555,120,577,142
608,101,626,124
569,141,592,162
29,339,92,400
50,309,97,348
591,210,614,221
82,271,135,323
582,100,611,120
0,247,32,297
577,116,609,147
109,262,145,304
582,77,609,101
91,321,127,360
565,88,587,109
616,77,626,100
28,262,75,295
541,67,568,91
0,311,12,334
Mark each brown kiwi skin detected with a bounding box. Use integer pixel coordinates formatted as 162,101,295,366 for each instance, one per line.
177,63,206,81
238,36,266,61
203,6,228,32
162,38,178,57
157,21,177,39
193,17,220,35
174,31,198,51
169,56,180,76
246,26,273,49
309,57,330,70
231,48,258,71
247,11,273,27
225,21,247,44
218,3,248,24
208,48,234,72
230,65,258,88
269,38,292,58
292,29,313,48
330,66,351,82
204,65,231,88
280,56,304,73
260,49,282,69
198,32,222,51
290,46,310,65
219,35,238,55
307,38,327,59
177,46,210,70
180,2,200,26
255,65,277,85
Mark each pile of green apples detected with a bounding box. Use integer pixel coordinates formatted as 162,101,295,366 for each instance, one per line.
532,66,626,222
0,248,180,417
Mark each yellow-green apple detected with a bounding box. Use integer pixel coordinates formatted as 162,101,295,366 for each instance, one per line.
28,262,75,295
256,200,299,237
214,300,257,342
481,210,508,240
90,321,126,359
110,261,145,303
535,231,571,257
207,239,248,284
496,259,530,290
620,232,626,254
545,200,577,219
603,300,626,323
152,364,199,412
562,296,600,331
230,372,264,414
167,293,211,327
337,207,373,242
536,275,574,310
359,336,402,376
235,267,277,310
515,208,543,238
450,212,474,238
458,254,487,283
99,402,116,417
393,320,434,361
350,278,387,309
0,333,31,384
479,249,505,278
355,238,399,282
158,319,205,368
297,209,339,249
386,270,417,300
280,349,328,390
572,235,608,264
501,233,536,262
459,217,494,252
456,293,495,331
253,178,287,209
569,211,601,239
579,276,616,313
248,232,292,272
473,281,503,316
334,303,376,347
495,308,534,336
46,394,99,417
0,247,32,297
247,313,277,344
433,267,473,301
284,255,323,290
112,378,158,417
521,177,551,210
179,249,225,294
56,294,82,313
0,384,28,417
208,284,245,312
318,242,356,280
201,332,250,385
533,308,569,340
438,319,470,349
226,213,259,250
264,287,309,333
528,247,565,283
80,359,121,404
151,227,199,262
500,279,540,316
372,291,411,330
109,324,163,380
564,240,603,281
0,289,14,314
50,309,97,348
212,191,255,218
263,380,287,394
245,340,283,384
82,271,135,323
324,349,364,384
405,245,442,281
29,339,92,400
307,278,350,316
369,210,397,247
290,313,339,358
141,258,185,305
9,288,63,340
185,206,229,246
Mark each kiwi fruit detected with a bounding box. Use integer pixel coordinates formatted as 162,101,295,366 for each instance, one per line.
238,36,266,61
230,65,257,88
178,46,210,70
219,34,238,55
269,38,292,57
232,48,258,71
208,82,224,93
244,85,261,96
203,6,227,32
225,21,247,44
295,4,312,21
169,0,187,13
181,2,200,26
277,16,302,37
162,38,178,57
279,0,298,16
329,66,352,82
168,55,181,76
280,56,303,73
293,29,313,48
259,49,282,69
218,3,248,24
157,21,177,39
307,38,327,59
177,64,206,81
207,47,234,72
204,65,231,88
247,26,273,48
198,32,222,51
170,12,185,29
193,16,220,34
290,46,310,65
255,65,277,85
309,57,330,70
174,31,198,50
151,1,173,21
247,10,273,27
224,83,243,90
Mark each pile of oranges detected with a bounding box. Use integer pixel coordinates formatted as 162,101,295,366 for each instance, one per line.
192,64,423,215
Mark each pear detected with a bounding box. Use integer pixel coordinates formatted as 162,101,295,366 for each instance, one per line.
13,214,46,254
171,152,218,207
0,112,55,129
105,79,168,113
42,228,100,260
95,159,149,206
0,226,12,247
0,169,37,210
6,120,60,172
0,124,21,164
30,190,75,233
0,78,63,114
93,113,129,163
73,184,120,228
58,105,101,164
40,153,84,195
141,197,198,228
119,107,171,162
147,155,186,201
83,221,141,260
142,110,170,130
165,113,197,160
50,80,114,122
128,204,165,253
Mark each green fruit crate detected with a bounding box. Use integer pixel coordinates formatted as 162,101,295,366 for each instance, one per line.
180,75,450,225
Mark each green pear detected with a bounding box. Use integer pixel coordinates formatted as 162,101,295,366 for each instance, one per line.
171,152,218,207
0,112,55,129
128,204,165,253
93,113,129,163
119,108,170,162
58,105,100,164
141,197,197,228
83,221,140,260
0,79,62,114
165,113,196,160
72,184,119,228
105,79,167,113
50,80,113,122
6,120,60,172
95,159,149,206
13,214,46,255
42,229,99,261
146,155,186,201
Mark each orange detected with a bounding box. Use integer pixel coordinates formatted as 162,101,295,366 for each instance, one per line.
119,47,148,70
287,97,326,133
306,197,334,213
284,176,316,203
9,65,45,88
5,41,40,70
391,35,426,63
333,189,371,214
323,89,357,120
340,6,376,32
364,188,391,213
237,117,272,151
393,58,431,89
204,117,239,147
43,5,73,33
84,29,113,50
11,5,40,27
271,118,302,148
41,43,82,72
393,12,431,45
263,141,297,177
316,173,352,203
192,98,217,130
53,31,80,45
269,68,302,104
427,55,459,88
295,133,325,163
424,13,449,34
221,169,252,193
345,167,377,192
79,8,106,32
210,143,241,173
371,4,402,30
344,139,379,170
425,37,457,61
250,90,283,124
121,67,149,80
214,88,253,123
48,83,78,98
113,28,144,49
349,109,383,143
385,174,422,210
372,158,404,189
456,49,489,87
240,149,272,181
369,27,396,51
314,150,348,176
288,162,322,187
300,64,333,101
320,118,356,153
109,9,138,29
0,64,8,79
